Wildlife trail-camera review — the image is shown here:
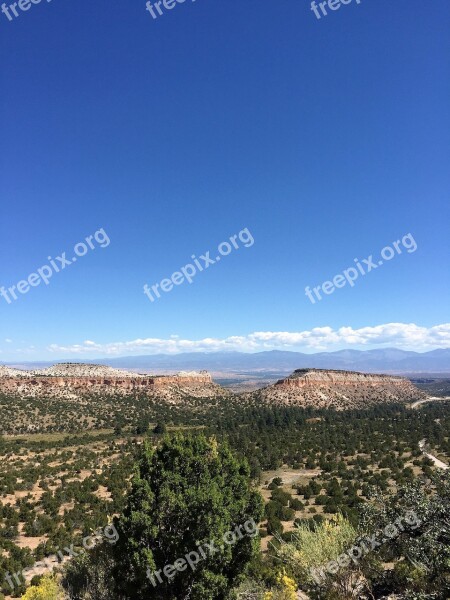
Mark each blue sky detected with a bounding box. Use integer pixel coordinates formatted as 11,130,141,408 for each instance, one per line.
0,0,449,361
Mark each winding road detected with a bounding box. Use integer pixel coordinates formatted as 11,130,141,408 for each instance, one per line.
419,439,449,470
411,396,450,409
409,396,449,470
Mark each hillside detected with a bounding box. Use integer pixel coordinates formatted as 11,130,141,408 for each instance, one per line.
0,366,31,378
30,363,145,378
246,368,426,409
0,363,226,401
0,364,430,436
0,363,427,408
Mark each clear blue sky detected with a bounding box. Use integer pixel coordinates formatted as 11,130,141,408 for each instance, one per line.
0,0,449,360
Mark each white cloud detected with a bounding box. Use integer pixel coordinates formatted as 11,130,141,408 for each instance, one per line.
46,323,450,356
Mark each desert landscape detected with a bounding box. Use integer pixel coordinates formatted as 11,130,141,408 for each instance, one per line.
1,361,449,598
1,1,448,598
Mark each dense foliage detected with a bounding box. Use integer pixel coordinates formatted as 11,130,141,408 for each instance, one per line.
0,399,448,599
113,434,263,599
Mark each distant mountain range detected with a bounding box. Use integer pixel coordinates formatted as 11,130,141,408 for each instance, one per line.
5,348,450,376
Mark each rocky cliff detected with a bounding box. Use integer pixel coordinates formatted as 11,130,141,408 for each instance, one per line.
0,363,223,400
248,368,425,409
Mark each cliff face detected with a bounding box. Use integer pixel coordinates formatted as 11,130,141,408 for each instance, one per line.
0,364,426,408
0,364,220,400
252,368,425,409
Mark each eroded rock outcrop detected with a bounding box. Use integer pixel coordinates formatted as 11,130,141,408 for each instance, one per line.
248,368,425,409
0,363,222,401
0,365,32,378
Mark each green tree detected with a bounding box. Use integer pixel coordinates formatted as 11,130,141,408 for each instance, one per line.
359,470,450,598
114,433,263,599
153,422,167,435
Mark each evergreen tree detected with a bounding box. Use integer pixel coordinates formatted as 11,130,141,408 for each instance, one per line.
114,433,263,599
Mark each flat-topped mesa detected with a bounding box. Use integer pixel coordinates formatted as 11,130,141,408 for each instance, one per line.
30,363,146,378
0,365,32,378
151,371,212,387
0,363,217,400
277,368,406,387
254,368,425,410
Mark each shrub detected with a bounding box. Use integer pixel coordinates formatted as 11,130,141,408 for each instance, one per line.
20,576,65,600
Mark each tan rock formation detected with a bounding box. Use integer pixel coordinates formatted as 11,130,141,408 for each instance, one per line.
0,363,219,400
248,368,425,409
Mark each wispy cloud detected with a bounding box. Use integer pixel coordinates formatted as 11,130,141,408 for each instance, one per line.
46,323,450,356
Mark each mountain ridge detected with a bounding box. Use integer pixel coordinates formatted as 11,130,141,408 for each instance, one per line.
4,348,449,374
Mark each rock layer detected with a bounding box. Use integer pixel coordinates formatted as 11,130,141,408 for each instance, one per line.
0,363,220,400
250,368,425,409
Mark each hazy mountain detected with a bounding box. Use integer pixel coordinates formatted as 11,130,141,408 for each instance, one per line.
5,348,449,375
